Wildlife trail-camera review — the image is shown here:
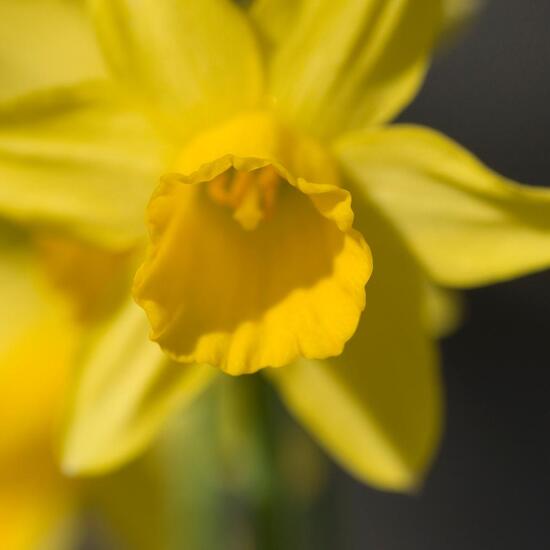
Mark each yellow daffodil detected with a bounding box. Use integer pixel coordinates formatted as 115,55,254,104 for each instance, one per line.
1,0,548,497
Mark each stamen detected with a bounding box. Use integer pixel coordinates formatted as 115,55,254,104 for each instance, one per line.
207,166,282,230
207,172,233,205
233,183,263,230
258,166,280,220
229,170,253,207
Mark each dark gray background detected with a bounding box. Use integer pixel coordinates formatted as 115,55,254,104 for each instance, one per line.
328,1,550,548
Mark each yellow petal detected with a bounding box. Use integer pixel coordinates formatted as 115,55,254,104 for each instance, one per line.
0,230,77,549
268,196,442,491
35,234,133,322
0,476,75,550
249,0,478,59
0,0,105,101
134,112,372,375
336,124,550,287
0,230,78,468
0,82,163,248
61,299,216,475
90,0,263,140
267,0,442,137
248,0,299,50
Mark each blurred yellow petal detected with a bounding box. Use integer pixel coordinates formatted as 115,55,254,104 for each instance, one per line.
0,232,78,467
35,234,133,322
0,0,105,101
268,0,442,137
336,125,550,287
269,197,441,491
90,0,263,139
0,231,78,549
61,300,216,475
249,0,298,50
0,82,164,248
1,320,75,464
0,477,75,550
134,112,371,375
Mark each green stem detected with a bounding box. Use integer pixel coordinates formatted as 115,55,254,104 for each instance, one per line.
218,375,328,550
250,377,280,550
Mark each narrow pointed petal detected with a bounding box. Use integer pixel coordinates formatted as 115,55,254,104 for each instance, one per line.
0,82,163,248
249,0,481,56
249,0,299,50
267,0,442,137
61,300,216,475
336,124,550,287
0,0,105,101
90,0,263,139
269,198,442,491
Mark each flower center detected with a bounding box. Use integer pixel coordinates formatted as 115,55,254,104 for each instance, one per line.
134,111,372,374
207,166,281,230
